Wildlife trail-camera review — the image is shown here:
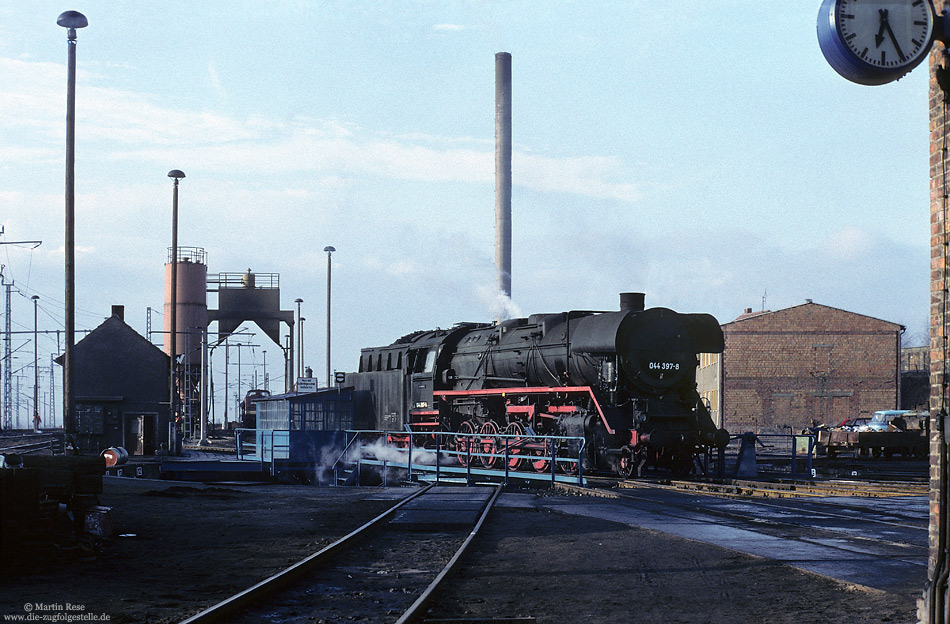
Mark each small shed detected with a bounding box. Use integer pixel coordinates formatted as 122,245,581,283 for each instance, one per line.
239,387,354,483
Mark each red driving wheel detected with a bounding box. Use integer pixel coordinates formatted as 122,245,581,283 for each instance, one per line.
503,422,526,471
457,421,476,466
479,421,500,469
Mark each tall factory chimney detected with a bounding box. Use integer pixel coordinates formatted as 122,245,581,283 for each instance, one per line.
495,52,512,299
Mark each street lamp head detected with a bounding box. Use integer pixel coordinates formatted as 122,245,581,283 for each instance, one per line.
168,169,185,180
295,298,303,304
31,295,39,301
324,246,335,254
57,11,88,29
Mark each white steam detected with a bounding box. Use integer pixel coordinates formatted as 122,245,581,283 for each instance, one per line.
358,438,458,467
476,285,522,321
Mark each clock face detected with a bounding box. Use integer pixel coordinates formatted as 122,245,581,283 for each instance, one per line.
835,0,934,70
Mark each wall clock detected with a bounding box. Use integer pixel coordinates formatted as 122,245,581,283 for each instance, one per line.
817,0,936,85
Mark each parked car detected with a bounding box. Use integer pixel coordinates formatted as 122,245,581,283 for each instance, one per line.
867,410,912,432
835,417,871,431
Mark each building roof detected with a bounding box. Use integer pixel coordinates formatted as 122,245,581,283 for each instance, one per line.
732,308,771,322
723,300,904,331
55,311,168,365
255,386,354,402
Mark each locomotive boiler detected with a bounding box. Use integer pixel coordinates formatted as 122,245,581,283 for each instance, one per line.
349,293,728,477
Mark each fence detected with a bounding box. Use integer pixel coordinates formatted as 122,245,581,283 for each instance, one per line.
722,432,816,478
333,429,587,487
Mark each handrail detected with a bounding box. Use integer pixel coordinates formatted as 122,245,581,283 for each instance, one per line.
331,430,363,470
330,430,365,484
434,385,616,434
345,429,587,486
234,428,293,476
727,433,816,477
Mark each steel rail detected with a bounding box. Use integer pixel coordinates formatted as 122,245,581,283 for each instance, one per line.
612,481,927,536
0,439,57,455
396,483,503,624
637,476,925,498
177,483,434,624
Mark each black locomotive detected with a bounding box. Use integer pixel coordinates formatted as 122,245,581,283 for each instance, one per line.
348,292,728,477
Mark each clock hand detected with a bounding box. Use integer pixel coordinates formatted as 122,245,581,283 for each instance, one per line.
883,18,905,60
875,8,887,48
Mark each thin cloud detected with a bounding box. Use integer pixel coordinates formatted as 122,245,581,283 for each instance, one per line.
208,61,224,100
1,55,641,202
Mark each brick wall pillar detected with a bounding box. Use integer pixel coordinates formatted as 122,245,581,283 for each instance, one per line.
929,3,949,619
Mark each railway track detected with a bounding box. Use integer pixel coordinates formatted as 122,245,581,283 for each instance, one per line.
581,454,930,498
553,474,929,594
610,478,927,552
179,483,501,624
629,476,927,498
618,477,924,519
0,432,63,456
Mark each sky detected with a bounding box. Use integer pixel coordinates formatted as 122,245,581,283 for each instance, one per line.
0,2,933,428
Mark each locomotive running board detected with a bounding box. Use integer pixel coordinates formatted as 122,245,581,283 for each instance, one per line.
433,385,615,435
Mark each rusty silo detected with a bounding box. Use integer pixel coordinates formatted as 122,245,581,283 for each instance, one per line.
164,247,208,437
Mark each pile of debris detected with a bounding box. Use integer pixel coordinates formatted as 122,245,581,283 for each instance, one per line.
0,454,111,571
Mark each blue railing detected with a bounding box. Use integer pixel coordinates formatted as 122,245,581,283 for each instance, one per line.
724,432,816,478
235,428,292,476
333,429,587,487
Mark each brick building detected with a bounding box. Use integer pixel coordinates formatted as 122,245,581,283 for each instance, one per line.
698,301,903,434
903,345,931,373
902,346,930,412
929,7,950,613
56,306,171,455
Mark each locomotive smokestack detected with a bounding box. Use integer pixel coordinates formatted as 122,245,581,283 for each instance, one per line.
620,292,645,313
495,52,512,299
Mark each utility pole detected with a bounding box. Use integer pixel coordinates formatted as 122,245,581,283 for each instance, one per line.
236,343,242,415
2,273,11,431
32,295,38,432
223,338,229,427
49,353,55,428
0,242,42,431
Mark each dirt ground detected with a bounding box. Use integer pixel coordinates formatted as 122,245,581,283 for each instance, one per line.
0,477,920,624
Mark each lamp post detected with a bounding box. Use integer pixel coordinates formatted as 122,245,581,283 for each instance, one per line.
57,10,87,438
262,350,267,392
323,246,335,387
32,295,39,432
294,297,303,385
168,169,185,441
283,333,291,394
236,343,242,414
299,317,306,380
199,325,209,446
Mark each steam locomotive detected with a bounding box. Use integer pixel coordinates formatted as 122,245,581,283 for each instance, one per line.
349,293,728,477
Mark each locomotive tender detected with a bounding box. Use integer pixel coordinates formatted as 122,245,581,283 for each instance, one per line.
349,292,728,477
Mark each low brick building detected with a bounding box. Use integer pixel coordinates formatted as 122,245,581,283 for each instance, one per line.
57,306,171,455
698,301,903,434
